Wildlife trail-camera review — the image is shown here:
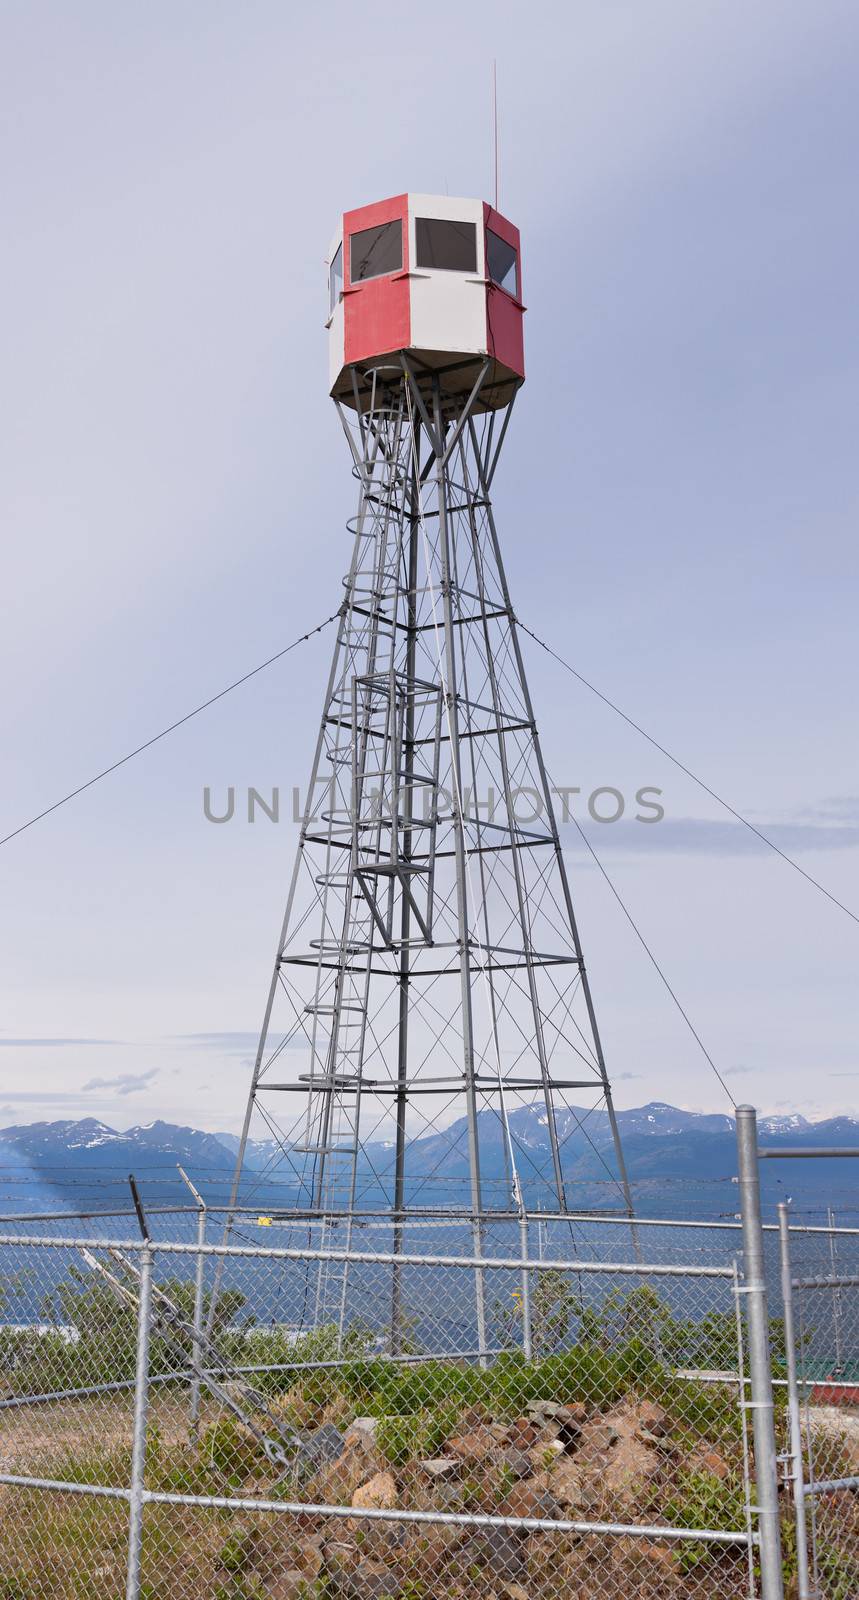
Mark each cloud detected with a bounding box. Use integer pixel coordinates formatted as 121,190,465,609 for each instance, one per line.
174,1032,302,1052
564,817,859,857
0,1037,122,1047
793,796,859,823
722,1065,753,1077
612,1072,642,1081
81,1069,159,1097
0,1091,122,1107
177,1032,261,1050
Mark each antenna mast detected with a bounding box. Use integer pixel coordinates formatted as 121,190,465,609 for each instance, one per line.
492,59,499,209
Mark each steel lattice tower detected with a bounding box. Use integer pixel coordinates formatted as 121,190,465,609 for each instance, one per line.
226,195,633,1336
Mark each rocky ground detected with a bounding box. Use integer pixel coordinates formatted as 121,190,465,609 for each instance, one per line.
223,1391,747,1599
2,1376,856,1598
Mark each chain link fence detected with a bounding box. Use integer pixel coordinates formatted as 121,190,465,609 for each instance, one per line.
0,1228,762,1600
2,1203,856,1596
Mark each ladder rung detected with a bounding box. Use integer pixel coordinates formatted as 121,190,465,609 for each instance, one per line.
304,1002,366,1015
298,1075,360,1087
292,1144,358,1156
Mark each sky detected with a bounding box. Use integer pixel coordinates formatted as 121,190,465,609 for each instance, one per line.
1,0,857,1135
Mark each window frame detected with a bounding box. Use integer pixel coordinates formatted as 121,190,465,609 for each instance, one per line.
486,227,519,300
349,219,404,286
329,242,343,315
414,216,478,275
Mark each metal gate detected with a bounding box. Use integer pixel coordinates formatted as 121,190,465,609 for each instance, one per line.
778,1204,859,1600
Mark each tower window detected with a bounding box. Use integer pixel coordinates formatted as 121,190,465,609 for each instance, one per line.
487,229,518,297
415,217,477,273
329,243,343,314
350,220,403,283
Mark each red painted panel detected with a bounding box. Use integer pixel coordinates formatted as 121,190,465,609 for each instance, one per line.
344,194,410,366
484,203,525,379
809,1381,857,1407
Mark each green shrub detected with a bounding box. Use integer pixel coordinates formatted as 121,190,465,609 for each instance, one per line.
377,1413,423,1466
218,1526,257,1573
202,1418,263,1486
662,1465,747,1571
377,1401,462,1464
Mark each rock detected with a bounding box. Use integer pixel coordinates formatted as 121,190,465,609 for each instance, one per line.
508,1418,539,1449
292,1537,324,1579
609,1537,681,1593
340,1559,401,1599
572,1402,665,1512
524,1399,585,1430
499,1447,533,1479
349,1417,379,1442
525,1399,563,1418
548,1456,589,1510
456,1406,486,1432
584,1421,620,1452
635,1401,669,1440
693,1449,730,1481
601,1431,660,1509
315,1430,382,1502
447,1426,498,1464
293,1422,347,1477
498,1476,562,1521
324,1539,360,1575
640,1540,679,1572
528,1438,565,1470
266,1571,310,1600
502,1586,531,1600
420,1456,459,1479
467,1526,528,1582
308,1421,348,1463
555,1417,584,1454
433,1480,465,1509
351,1470,398,1510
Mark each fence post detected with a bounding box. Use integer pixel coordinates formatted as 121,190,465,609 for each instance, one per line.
126,1242,153,1600
190,1202,206,1433
827,1205,844,1377
777,1202,811,1599
736,1105,784,1600
519,1210,533,1360
177,1166,207,1436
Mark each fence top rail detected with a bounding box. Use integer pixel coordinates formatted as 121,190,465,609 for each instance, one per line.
0,1474,757,1547
758,1146,859,1159
218,1208,859,1237
793,1271,859,1290
0,1232,737,1277
0,1205,202,1224
0,1204,857,1234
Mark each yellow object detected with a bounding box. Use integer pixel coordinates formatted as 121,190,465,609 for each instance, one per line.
257,1216,273,1227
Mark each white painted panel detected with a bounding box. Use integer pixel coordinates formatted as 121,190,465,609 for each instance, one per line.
328,296,345,390
327,226,345,390
407,194,488,358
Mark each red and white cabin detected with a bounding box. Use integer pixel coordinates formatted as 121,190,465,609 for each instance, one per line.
327,193,524,412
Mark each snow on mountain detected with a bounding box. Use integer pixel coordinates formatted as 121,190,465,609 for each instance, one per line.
757,1113,812,1135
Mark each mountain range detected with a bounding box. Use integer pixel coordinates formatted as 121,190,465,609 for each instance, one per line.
0,1101,855,1222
